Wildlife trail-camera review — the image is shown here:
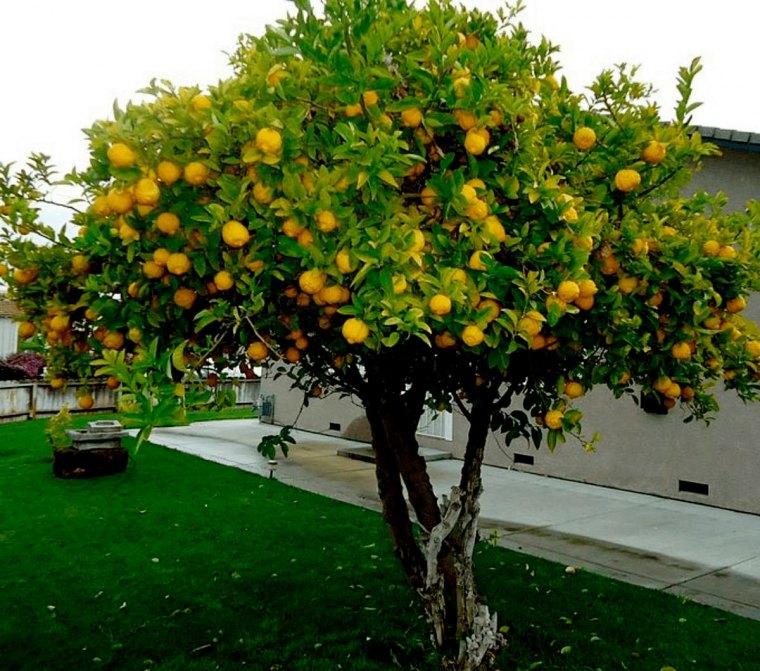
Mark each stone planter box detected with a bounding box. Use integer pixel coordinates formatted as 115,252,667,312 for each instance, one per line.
53,420,128,479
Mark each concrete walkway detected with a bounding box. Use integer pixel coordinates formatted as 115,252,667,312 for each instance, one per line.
145,418,760,621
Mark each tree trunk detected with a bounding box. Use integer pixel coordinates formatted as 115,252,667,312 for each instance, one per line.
365,385,505,671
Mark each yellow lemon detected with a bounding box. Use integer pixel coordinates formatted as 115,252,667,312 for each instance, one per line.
134,178,161,206
156,160,182,185
461,324,484,347
156,212,181,235
173,287,197,309
671,341,693,360
572,127,596,151
544,409,564,430
464,128,490,155
184,161,209,186
557,280,580,303
564,381,584,399
298,269,326,295
614,169,641,193
429,294,452,316
107,143,136,168
641,140,666,164
316,210,339,233
166,252,192,275
222,220,250,248
342,317,370,344
247,341,269,361
336,249,354,273
401,107,423,128
214,270,235,291
255,127,283,155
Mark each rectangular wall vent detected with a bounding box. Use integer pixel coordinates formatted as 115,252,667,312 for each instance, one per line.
513,453,535,466
328,422,341,431
678,479,709,496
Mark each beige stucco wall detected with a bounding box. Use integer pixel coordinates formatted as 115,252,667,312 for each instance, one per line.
261,146,760,514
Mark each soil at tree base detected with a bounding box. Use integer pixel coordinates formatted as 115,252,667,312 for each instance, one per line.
52,447,128,478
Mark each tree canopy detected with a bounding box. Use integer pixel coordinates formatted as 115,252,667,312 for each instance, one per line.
2,0,759,667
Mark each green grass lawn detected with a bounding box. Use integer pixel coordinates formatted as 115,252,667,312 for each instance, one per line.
1,417,759,671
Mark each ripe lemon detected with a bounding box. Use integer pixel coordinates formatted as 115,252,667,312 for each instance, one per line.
618,276,638,294
285,347,301,363
461,324,484,347
544,409,564,430
718,245,737,259
575,295,594,310
214,270,235,291
156,212,181,235
342,317,370,344
466,199,489,221
564,381,584,399
71,254,90,275
663,382,681,399
614,169,641,193
91,195,112,217
152,248,171,266
478,298,501,322
173,287,197,309
392,274,407,294
745,340,760,359
464,128,490,155
106,376,121,390
78,394,95,410
156,160,182,185
453,109,477,130
184,161,209,186
247,341,269,361
641,140,666,164
255,127,283,155
345,103,363,117
106,188,134,214
18,321,36,338
420,186,438,208
336,249,354,273
252,182,274,204
282,218,304,238
191,94,212,111
577,279,598,298
518,316,541,337
484,215,506,242
103,331,125,350
142,260,164,279
362,90,379,106
221,220,251,248
435,331,457,348
557,280,580,303
166,252,192,275
429,294,452,316
134,178,161,205
408,229,426,252
298,269,326,295
702,239,721,257
316,210,339,233
468,251,487,271
401,107,423,128
572,127,596,151
726,296,747,313
297,229,314,247
671,341,692,360
49,376,65,390
107,143,136,168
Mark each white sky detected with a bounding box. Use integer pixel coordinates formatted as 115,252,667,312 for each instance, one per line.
1,0,758,179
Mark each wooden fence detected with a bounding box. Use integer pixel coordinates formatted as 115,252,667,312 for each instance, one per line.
0,379,261,423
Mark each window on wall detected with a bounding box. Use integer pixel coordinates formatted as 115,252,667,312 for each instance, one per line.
416,406,453,441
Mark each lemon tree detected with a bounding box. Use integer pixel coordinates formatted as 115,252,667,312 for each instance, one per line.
2,1,760,668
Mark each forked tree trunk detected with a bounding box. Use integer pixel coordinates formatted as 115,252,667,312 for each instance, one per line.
365,387,505,671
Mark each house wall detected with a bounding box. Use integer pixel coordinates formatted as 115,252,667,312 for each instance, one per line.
0,317,18,358
260,145,760,514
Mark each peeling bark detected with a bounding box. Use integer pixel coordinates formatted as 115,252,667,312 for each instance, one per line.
364,374,506,670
